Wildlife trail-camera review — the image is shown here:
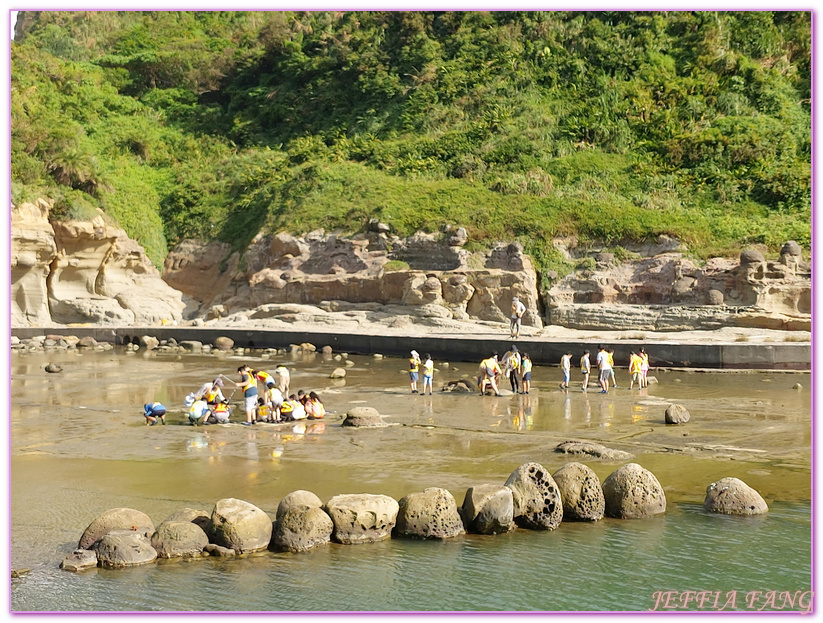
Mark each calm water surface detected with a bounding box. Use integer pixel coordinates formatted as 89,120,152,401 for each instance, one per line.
10,347,812,612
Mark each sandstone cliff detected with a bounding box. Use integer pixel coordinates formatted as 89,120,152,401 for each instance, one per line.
11,200,185,327
163,228,544,329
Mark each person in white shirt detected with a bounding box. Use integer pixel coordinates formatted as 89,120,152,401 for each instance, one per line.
510,296,527,339
580,351,591,392
560,351,572,389
596,345,612,393
422,354,434,395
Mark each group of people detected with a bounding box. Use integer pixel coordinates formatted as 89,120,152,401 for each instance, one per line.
478,346,533,396
569,345,650,393
179,363,324,426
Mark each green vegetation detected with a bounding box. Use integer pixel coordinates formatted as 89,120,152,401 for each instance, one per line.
12,11,810,278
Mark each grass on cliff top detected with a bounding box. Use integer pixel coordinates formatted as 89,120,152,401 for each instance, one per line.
249,159,810,281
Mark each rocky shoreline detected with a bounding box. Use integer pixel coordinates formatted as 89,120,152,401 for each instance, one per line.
60,459,767,571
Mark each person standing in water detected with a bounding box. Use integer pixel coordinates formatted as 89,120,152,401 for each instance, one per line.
560,351,572,390
502,345,522,393
639,347,650,388
520,353,533,394
275,364,290,397
580,350,591,392
422,353,434,395
236,365,258,426
596,345,612,394
409,350,421,394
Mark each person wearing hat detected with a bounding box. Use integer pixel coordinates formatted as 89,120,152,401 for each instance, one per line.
501,344,522,393
195,378,225,405
510,296,527,339
409,350,422,393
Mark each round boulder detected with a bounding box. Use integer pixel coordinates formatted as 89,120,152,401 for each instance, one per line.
504,462,563,530
461,484,514,534
394,488,465,539
552,462,605,521
740,248,765,266
324,493,399,544
706,290,724,306
602,463,666,519
93,530,157,569
276,490,324,522
45,363,63,373
205,498,272,554
163,508,211,531
704,477,768,516
151,521,209,559
271,506,334,553
342,407,387,428
214,336,235,351
665,404,691,425
78,507,155,549
780,240,802,258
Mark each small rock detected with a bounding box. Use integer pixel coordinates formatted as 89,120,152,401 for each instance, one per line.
342,407,387,428
140,335,160,350
60,550,97,572
329,368,346,379
793,383,803,390
555,441,633,461
665,404,690,425
344,360,355,367
321,345,333,355
178,341,203,353
373,353,384,359
45,363,63,373
77,336,98,349
214,336,235,351
203,544,236,557
93,530,157,568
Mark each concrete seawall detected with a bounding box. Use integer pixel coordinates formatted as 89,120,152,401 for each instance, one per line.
11,326,810,370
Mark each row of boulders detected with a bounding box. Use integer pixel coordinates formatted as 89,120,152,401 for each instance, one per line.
59,462,768,571
12,334,113,353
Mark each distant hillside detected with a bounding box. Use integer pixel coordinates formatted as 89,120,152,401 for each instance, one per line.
11,10,810,280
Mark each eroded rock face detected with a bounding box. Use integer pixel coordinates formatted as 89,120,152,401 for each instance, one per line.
151,521,209,559
92,530,157,569
324,493,399,544
555,441,634,461
602,464,666,519
394,488,465,539
704,477,768,516
162,232,543,328
78,507,155,550
271,506,334,553
504,462,563,531
546,241,810,331
205,498,272,554
552,463,605,521
461,484,514,534
11,200,185,327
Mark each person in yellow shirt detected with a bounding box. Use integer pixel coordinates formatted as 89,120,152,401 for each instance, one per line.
409,350,421,394
607,347,618,389
629,351,643,389
478,353,502,396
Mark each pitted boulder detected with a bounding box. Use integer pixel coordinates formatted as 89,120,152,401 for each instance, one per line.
276,490,324,522
60,549,98,572
271,506,334,553
324,493,399,544
394,488,466,539
151,521,209,558
555,441,634,461
214,336,234,351
704,477,768,516
205,498,272,553
78,507,155,549
461,484,514,534
163,508,211,531
92,530,157,569
504,462,563,531
552,462,605,521
665,404,691,425
602,463,666,519
342,407,387,428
